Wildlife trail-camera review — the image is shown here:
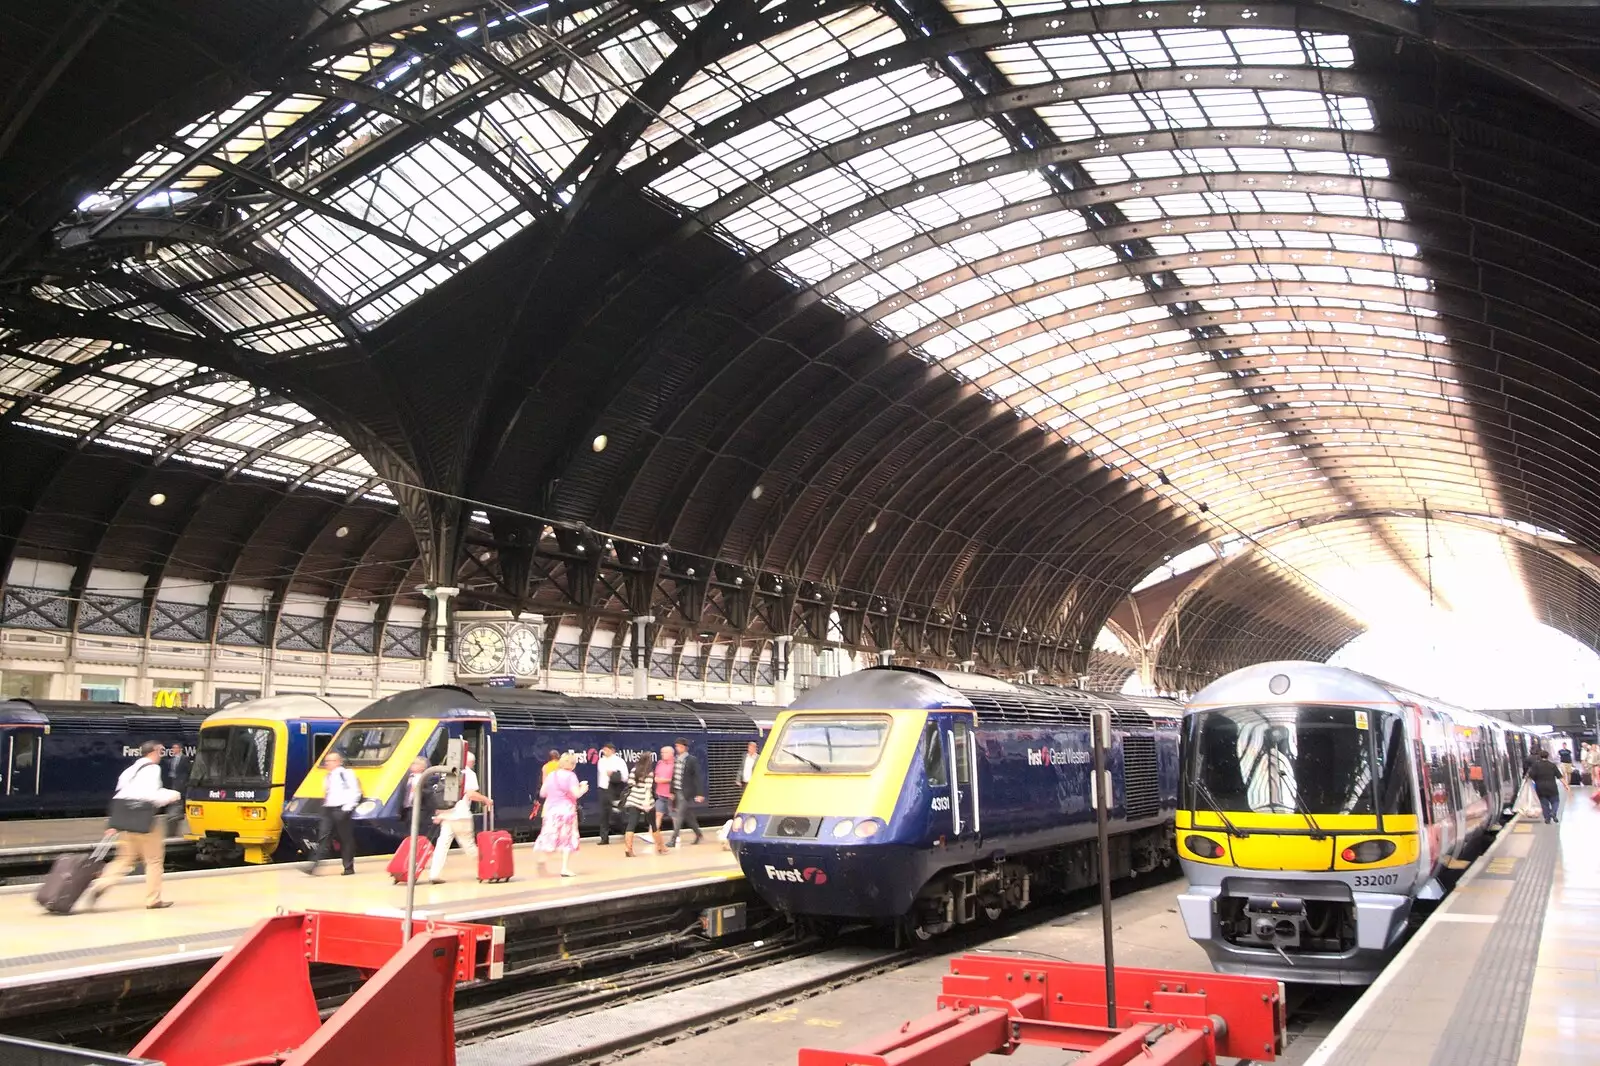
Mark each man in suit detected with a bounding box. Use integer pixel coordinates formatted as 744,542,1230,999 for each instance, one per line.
669,738,705,847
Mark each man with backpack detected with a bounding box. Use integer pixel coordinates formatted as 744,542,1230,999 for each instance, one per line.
305,752,361,876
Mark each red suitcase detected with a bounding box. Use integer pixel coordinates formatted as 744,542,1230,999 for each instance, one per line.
387,836,433,884
477,809,514,883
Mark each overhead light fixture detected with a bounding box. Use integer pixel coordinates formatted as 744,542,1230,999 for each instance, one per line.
750,484,764,499
865,517,878,533
592,434,608,453
148,493,166,506
335,526,349,538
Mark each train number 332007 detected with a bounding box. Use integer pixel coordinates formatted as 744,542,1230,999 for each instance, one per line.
1352,872,1401,887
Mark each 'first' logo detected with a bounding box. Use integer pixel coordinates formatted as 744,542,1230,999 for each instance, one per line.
763,864,827,885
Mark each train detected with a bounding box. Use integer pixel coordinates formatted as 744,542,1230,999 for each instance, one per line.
183,696,371,863
281,686,764,857
0,698,205,817
728,667,1183,939
1174,661,1536,985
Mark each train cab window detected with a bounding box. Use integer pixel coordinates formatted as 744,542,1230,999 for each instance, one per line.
768,714,891,773
923,726,948,788
1375,715,1415,816
191,726,275,788
334,723,410,766
422,726,450,768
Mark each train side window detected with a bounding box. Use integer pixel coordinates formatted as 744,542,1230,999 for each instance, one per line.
923,725,948,788
952,725,971,786
424,726,449,767
311,733,334,763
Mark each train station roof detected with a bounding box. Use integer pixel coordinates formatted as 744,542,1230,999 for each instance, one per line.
3,0,1599,686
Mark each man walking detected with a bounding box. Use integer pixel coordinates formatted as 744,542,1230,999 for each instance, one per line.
1529,748,1567,824
306,752,360,876
428,750,492,883
87,741,182,910
669,738,705,847
596,743,627,845
739,741,759,787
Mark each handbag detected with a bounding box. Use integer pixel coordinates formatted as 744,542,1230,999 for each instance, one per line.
109,797,158,833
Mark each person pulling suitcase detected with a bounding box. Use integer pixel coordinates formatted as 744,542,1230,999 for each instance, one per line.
85,741,183,910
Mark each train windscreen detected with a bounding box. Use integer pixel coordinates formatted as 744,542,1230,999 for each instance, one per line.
1185,705,1413,817
190,726,275,789
332,723,410,766
768,714,891,773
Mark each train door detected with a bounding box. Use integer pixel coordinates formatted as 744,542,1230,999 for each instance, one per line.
459,720,488,827
5,729,42,796
947,715,978,843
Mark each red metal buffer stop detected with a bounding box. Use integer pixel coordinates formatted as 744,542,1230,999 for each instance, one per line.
798,955,1285,1066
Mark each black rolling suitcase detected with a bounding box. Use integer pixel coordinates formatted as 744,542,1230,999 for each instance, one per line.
36,837,114,915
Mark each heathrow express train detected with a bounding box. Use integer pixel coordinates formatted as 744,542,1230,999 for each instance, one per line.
281,686,763,857
1175,661,1535,985
0,698,203,817
183,695,371,863
728,668,1183,940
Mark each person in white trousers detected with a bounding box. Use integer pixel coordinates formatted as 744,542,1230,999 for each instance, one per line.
428,750,492,883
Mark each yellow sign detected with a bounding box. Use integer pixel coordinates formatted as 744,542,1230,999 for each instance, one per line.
152,689,188,708
1354,710,1369,730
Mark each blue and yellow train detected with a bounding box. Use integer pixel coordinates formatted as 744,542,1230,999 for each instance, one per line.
281,686,763,856
183,695,371,863
729,668,1182,938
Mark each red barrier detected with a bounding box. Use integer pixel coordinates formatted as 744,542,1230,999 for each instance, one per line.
798,955,1284,1066
131,911,503,1066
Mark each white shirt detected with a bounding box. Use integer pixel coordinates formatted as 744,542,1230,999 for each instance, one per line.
597,753,628,789
115,759,180,806
447,767,480,819
741,752,757,784
323,767,361,811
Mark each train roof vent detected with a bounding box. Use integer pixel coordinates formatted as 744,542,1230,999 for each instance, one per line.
964,691,1092,727
1030,685,1157,730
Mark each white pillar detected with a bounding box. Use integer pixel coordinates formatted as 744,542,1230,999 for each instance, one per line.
877,647,894,667
959,659,976,673
773,634,794,706
423,585,458,687
632,614,655,699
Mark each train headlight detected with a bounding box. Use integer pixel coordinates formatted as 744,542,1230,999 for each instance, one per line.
241,806,267,821
854,819,882,839
355,800,378,817
187,805,204,819
285,799,304,816
1184,834,1226,860
1341,840,1396,864
832,820,855,838
741,815,758,833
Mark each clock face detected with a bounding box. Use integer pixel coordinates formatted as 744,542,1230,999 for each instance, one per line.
458,624,507,675
507,626,541,676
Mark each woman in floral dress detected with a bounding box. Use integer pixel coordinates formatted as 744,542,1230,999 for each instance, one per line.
534,752,588,876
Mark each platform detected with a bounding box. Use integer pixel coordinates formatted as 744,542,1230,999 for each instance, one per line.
1307,789,1594,1066
0,837,742,1023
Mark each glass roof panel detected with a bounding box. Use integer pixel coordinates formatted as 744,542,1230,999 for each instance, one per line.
1,342,393,502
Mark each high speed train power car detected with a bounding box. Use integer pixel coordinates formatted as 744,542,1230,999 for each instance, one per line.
1175,661,1535,985
184,695,371,863
729,667,1182,939
282,685,762,856
0,698,203,817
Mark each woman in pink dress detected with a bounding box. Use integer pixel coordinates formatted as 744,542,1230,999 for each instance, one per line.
535,752,588,876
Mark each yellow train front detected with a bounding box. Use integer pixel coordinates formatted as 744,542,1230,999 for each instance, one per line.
1176,661,1529,985
184,696,369,863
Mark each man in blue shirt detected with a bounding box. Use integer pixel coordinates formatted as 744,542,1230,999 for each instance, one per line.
306,752,361,875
